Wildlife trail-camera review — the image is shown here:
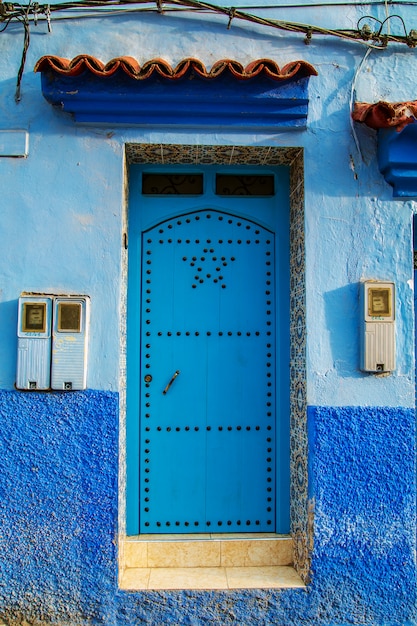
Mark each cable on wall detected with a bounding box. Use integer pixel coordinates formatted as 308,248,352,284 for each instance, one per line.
1,0,416,101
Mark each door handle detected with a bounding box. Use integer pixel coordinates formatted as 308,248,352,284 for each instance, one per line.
163,370,180,395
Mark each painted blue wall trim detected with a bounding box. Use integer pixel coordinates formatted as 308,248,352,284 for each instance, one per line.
378,124,417,198
1,394,416,624
39,71,312,129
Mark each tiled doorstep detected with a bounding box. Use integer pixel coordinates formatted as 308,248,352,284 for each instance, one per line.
122,534,293,568
119,535,305,590
120,565,305,590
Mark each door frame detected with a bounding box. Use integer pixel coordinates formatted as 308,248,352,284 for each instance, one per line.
126,163,291,536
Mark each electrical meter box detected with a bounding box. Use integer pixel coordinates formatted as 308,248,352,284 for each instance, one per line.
51,297,90,390
16,296,53,390
361,280,395,373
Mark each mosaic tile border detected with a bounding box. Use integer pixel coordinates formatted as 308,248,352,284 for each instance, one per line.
125,144,301,167
125,143,309,583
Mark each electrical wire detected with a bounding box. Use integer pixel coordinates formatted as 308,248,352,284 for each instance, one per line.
1,0,417,44
228,1,417,6
385,0,391,35
350,46,372,160
1,0,416,101
14,5,30,101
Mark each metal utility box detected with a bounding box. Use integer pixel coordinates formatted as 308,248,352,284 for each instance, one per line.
361,281,395,373
16,296,53,390
51,296,90,390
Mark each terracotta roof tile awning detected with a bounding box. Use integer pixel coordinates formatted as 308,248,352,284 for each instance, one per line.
35,55,318,128
34,55,317,81
352,100,417,132
352,100,417,199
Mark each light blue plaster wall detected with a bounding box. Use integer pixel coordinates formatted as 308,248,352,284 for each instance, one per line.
1,3,415,403
0,127,124,390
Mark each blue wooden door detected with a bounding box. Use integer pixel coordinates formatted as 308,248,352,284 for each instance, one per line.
140,209,275,533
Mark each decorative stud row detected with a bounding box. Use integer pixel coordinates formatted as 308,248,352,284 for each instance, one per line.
142,519,273,527
145,426,272,432
142,425,273,431
146,331,272,336
143,341,272,348
153,239,268,244
147,216,270,231
151,329,271,336
147,248,270,256
145,247,271,254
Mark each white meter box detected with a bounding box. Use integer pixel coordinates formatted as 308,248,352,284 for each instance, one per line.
16,295,89,391
16,296,53,390
361,281,395,373
51,297,90,390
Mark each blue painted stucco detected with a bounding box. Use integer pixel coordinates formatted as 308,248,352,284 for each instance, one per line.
378,125,417,199
0,392,415,625
0,390,119,624
307,405,417,625
39,70,313,128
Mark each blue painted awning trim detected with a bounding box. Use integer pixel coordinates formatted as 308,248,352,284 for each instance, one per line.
378,124,417,198
38,69,312,129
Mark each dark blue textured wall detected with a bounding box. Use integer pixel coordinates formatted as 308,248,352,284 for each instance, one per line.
307,405,417,626
0,390,119,625
0,393,415,625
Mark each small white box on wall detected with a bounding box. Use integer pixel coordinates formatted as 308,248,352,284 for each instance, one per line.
361,281,395,373
16,296,53,390
51,297,90,391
